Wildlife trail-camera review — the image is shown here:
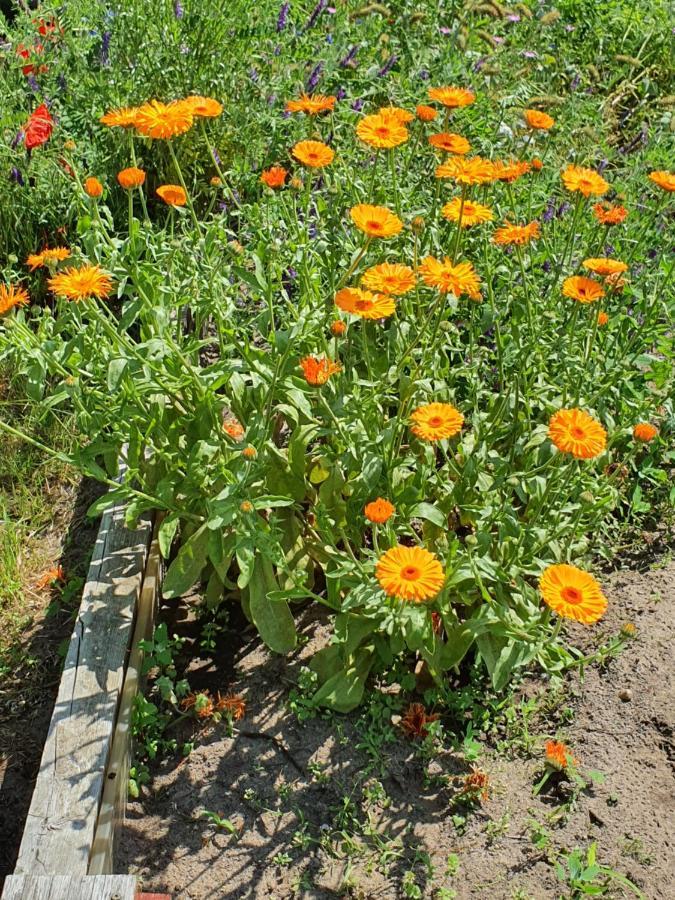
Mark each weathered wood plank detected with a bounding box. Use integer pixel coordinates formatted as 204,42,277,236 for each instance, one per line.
2,874,137,900
11,489,151,877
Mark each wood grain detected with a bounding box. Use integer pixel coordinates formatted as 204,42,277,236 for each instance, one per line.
2,874,137,900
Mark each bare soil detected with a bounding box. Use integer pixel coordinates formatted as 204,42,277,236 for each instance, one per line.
118,558,675,899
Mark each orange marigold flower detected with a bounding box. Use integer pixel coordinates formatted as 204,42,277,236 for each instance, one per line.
582,257,628,277
400,702,440,738
461,765,490,802
292,139,335,168
605,272,627,292
99,106,139,128
182,95,223,117
156,184,187,206
0,283,30,316
330,319,347,336
418,257,481,299
299,354,341,385
26,247,70,270
411,402,464,442
285,93,336,115
356,113,409,149
223,414,245,441
592,202,628,226
35,564,65,589
84,177,103,198
442,198,493,227
48,264,112,301
523,108,554,130
648,170,675,192
379,106,415,125
561,164,608,197
361,262,415,295
597,311,609,326
531,158,543,171
428,86,475,108
376,545,445,602
215,692,246,720
562,275,605,304
545,739,578,770
493,221,540,246
540,564,607,624
334,287,396,319
242,445,257,459
491,159,531,183
135,99,194,139
364,498,395,524
548,408,607,459
260,165,288,189
633,422,658,442
416,104,437,122
350,204,403,239
428,132,471,154
435,156,494,185
117,166,146,189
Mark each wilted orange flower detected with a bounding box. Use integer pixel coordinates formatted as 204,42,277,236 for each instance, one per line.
26,247,70,270
299,355,341,385
592,203,627,226
99,106,139,128
84,177,103,198
429,132,471,154
330,320,346,336
0,284,30,316
376,545,445,602
524,108,554,130
411,402,464,442
562,275,605,304
540,564,607,624
428,86,475,108
648,170,675,192
461,766,490,802
48,265,112,301
350,204,403,239
334,287,396,319
400,703,440,738
135,99,194,139
36,564,65,589
435,156,494,185
605,272,627,292
379,106,415,125
418,257,481,299
182,95,223,117
597,311,609,326
215,692,246,719
361,262,415,295
117,167,146,189
582,257,628,276
292,139,335,168
561,164,608,197
181,691,215,719
416,104,437,122
242,445,257,459
548,408,607,459
223,414,245,441
156,184,187,206
364,498,395,524
493,221,540,246
491,159,531,183
260,165,288,189
285,93,336,115
633,422,658,442
442,198,493,227
356,114,409,149
210,176,222,186
545,739,578,770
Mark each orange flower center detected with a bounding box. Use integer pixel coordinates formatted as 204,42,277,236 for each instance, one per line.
570,426,585,438
367,220,383,232
355,299,372,311
561,586,582,604
401,566,421,580
429,416,443,427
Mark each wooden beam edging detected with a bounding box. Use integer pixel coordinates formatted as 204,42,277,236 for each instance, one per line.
1,875,138,900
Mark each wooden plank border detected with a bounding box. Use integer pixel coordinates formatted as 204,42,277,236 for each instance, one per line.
2,875,138,900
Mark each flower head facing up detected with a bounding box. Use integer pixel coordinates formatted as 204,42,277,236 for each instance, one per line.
356,113,408,149
48,265,113,301
410,402,464,442
135,99,194,139
299,355,341,385
416,104,437,122
84,177,103,198
361,262,415,295
493,221,540,246
260,165,288,189
0,284,30,316
285,93,336,115
292,139,335,168
561,164,608,197
156,184,187,206
648,170,675,192
117,166,146,189
378,106,415,125
400,703,440,738
548,408,607,459
182,95,223,117
26,247,70,270
429,132,471,154
376,545,444,602
562,275,605,304
350,204,403,239
545,740,578,770
364,498,395,524
435,156,494,186
633,422,658,442
442,198,493,227
491,159,531,183
418,257,481,299
592,202,627,226
523,108,554,130
582,257,628,277
100,106,139,128
334,287,396,319
428,86,475,108
540,564,607,624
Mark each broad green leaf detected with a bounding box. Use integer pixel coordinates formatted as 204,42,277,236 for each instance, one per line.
162,526,210,598
247,555,297,653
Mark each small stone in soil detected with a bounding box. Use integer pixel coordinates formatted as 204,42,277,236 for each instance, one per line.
619,689,632,702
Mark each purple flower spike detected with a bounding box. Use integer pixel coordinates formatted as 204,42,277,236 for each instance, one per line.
340,45,358,67
100,31,111,66
276,2,290,32
307,61,323,91
174,1,184,18
378,54,397,77
11,167,24,186
305,0,327,31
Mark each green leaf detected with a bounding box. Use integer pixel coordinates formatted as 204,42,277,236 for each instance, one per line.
410,502,447,528
107,357,128,391
86,488,127,518
158,514,180,559
247,556,297,654
162,526,209,598
311,647,374,712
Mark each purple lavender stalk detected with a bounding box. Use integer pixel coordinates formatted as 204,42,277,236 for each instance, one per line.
10,167,24,186
340,45,358,67
100,31,111,66
377,54,397,77
305,0,327,30
174,1,184,18
306,61,323,92
277,2,290,32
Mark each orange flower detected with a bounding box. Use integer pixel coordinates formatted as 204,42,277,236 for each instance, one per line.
597,311,609,326
491,159,531,183
545,739,578,770
361,262,415,295
493,221,540,246
0,283,30,316
633,423,658,442
562,275,605,304
540,564,607,624
531,158,543,171
292,139,335,168
378,106,415,125
523,108,554,130
223,414,245,441
548,408,607,459
48,264,112,301
117,167,146,189
242,445,257,459
416,104,437,122
156,184,187,206
428,132,471,154
592,203,627,226
418,257,481,299
364,498,395,524
428,86,475,108
376,545,445,602
334,287,396,319
181,691,214,719
561,164,608,197
410,402,464,442
135,99,194,139
35,564,65,589
84,177,103,198
350,204,402,239
356,114,409,149
648,170,675,192
330,320,347,336
299,355,341,385
182,95,223,117
400,703,440,738
26,247,70,270
215,692,246,720
461,766,490,802
442,198,493,227
285,93,336,115
582,257,628,277
435,156,494,185
260,165,288,189
99,106,139,128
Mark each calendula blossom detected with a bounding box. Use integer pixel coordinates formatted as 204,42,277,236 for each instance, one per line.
378,106,414,125
648,170,675,192
299,355,341,385
418,257,481,299
592,203,627,225
523,108,554,129
48,264,113,301
562,275,605,304
292,140,335,168
561,164,608,197
364,498,395,524
376,545,445,602
410,402,464,442
260,165,288,189
548,408,607,459
493,221,540,246
117,167,145,189
0,283,30,315
285,93,336,115
100,106,139,128
491,159,531,183
26,247,70,270
156,184,187,206
428,86,475,108
582,258,628,276
135,99,194,139
633,423,658,442
435,156,494,185
334,287,396,319
350,204,402,239
361,263,415,295
356,113,408,149
539,564,608,624
442,198,493,227
428,132,471,154
182,95,223,117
